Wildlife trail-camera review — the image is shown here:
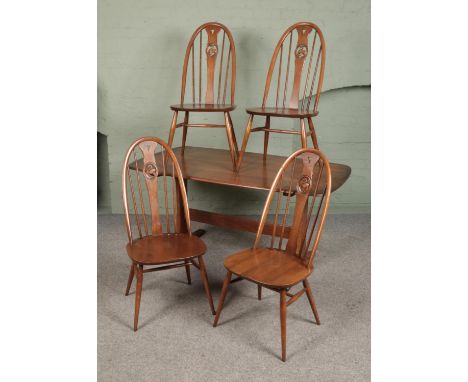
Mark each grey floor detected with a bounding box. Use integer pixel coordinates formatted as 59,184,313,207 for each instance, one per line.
98,214,370,381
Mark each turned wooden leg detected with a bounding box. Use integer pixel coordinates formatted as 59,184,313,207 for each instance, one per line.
227,112,239,155
258,285,262,300
184,259,191,285
167,111,179,148
280,289,287,361
181,111,189,155
134,265,143,331
303,279,320,325
224,112,237,170
263,116,270,161
213,271,232,327
198,256,216,315
300,118,307,149
307,117,319,149
125,263,135,296
236,115,253,172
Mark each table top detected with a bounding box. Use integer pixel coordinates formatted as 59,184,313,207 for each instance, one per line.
132,146,351,193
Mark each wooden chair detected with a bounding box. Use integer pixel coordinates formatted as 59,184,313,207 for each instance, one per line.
236,22,326,171
122,137,216,331
168,22,238,170
213,148,332,361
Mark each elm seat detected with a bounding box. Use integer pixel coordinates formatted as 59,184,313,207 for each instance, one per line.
126,234,206,266
170,103,236,112
246,107,318,118
224,247,312,288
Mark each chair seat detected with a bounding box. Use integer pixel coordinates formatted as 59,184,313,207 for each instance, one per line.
170,103,236,112
224,247,312,288
126,234,206,265
246,107,318,118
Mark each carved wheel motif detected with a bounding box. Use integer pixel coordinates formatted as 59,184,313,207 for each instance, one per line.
297,175,312,194
295,44,308,59
143,162,158,180
206,43,218,57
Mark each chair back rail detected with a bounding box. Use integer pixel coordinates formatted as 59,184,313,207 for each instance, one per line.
122,137,191,244
254,148,332,268
262,22,326,113
180,22,236,106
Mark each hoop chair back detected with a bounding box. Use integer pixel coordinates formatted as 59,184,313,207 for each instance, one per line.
262,22,326,113
254,148,331,268
180,22,236,106
122,137,191,245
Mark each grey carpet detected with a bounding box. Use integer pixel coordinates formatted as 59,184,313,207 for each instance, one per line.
98,214,370,381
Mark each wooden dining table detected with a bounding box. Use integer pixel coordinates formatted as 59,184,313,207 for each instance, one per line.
131,146,351,238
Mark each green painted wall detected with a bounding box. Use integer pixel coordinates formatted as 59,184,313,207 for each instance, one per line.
98,0,370,214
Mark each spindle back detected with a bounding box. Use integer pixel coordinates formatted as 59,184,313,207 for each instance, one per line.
262,22,326,113
254,148,331,268
180,22,236,106
122,137,191,244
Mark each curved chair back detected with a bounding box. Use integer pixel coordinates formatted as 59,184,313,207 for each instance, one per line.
254,148,332,268
262,22,326,114
180,22,236,106
122,137,191,244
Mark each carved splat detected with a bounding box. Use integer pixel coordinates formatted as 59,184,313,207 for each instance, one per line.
138,141,162,235
253,148,331,267
179,22,236,105
285,153,319,255
261,22,326,113
205,26,221,104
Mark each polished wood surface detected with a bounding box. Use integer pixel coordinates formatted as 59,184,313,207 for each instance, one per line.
213,148,331,361
126,234,206,266
170,103,236,112
122,137,216,331
237,22,326,171
131,146,350,193
223,247,312,288
168,22,238,169
246,107,318,118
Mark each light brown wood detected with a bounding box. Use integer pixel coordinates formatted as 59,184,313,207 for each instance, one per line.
125,263,135,296
199,255,216,315
212,148,332,361
168,22,238,169
128,146,350,238
122,137,215,331
170,104,236,112
303,279,320,325
134,265,143,331
246,107,318,118
126,234,206,266
223,247,312,288
213,271,232,327
130,146,350,193
280,289,287,362
237,22,326,170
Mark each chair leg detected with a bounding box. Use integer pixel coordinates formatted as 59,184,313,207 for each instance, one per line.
280,289,287,362
303,279,320,325
307,117,319,149
227,112,238,155
181,112,189,155
134,265,143,331
167,111,179,148
184,259,191,285
236,115,254,172
263,116,271,161
258,285,262,300
198,256,216,315
125,263,135,296
300,118,307,148
224,112,237,170
213,271,232,327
